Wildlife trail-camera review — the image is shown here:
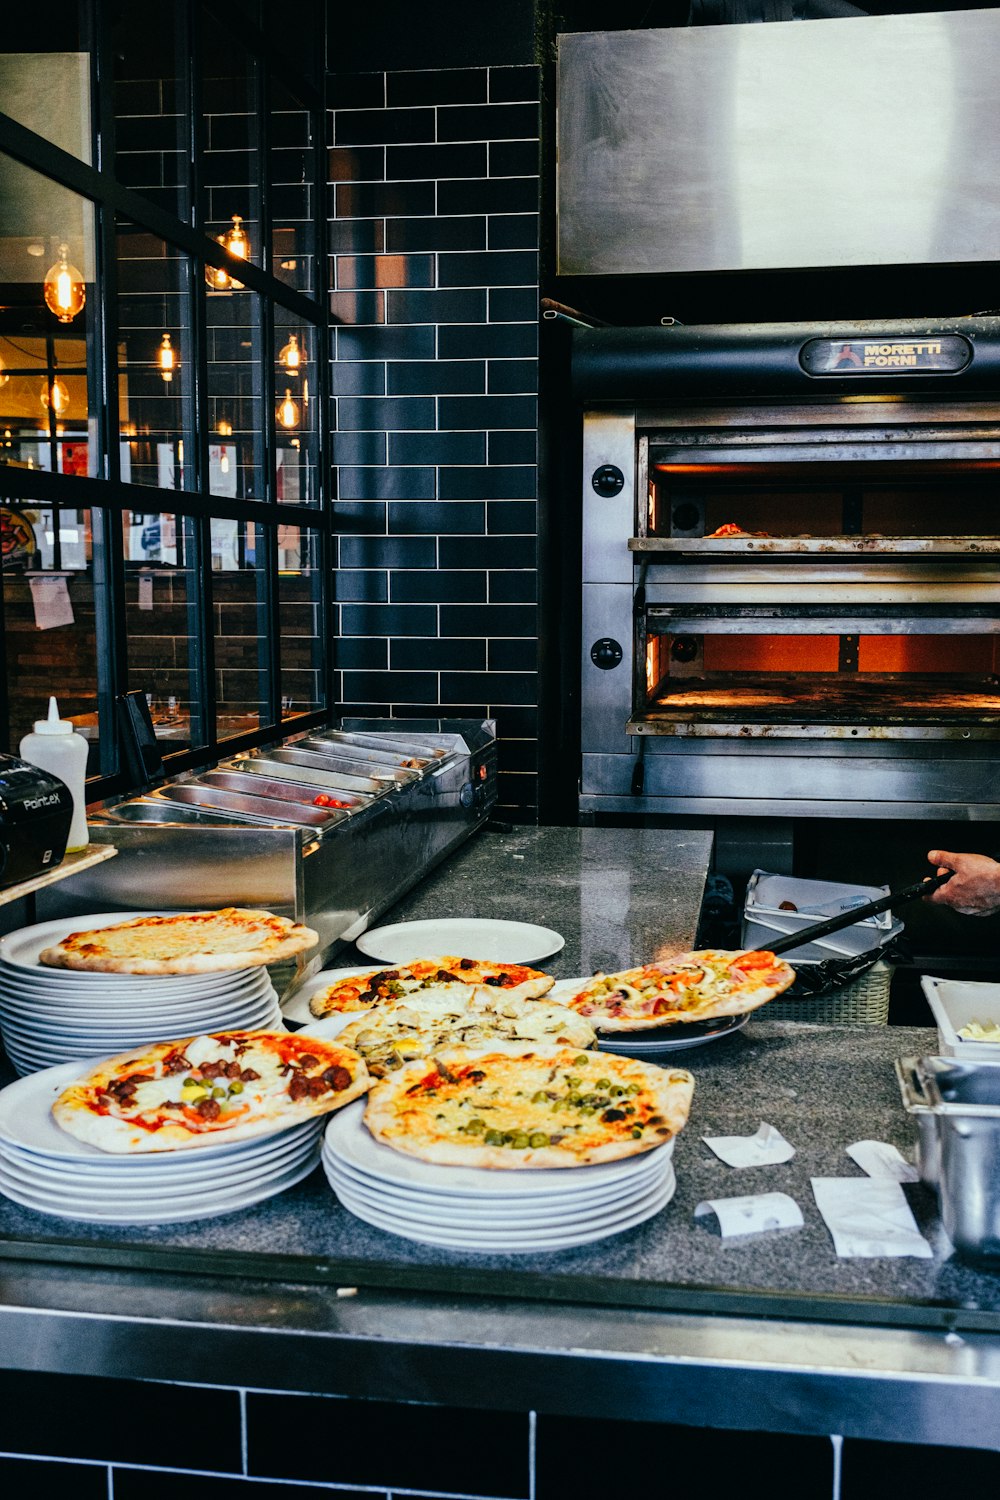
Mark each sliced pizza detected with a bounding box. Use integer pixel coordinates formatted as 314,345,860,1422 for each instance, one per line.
38,908,319,975
364,1043,693,1168
563,949,795,1032
307,955,554,1018
338,991,597,1077
52,1029,370,1152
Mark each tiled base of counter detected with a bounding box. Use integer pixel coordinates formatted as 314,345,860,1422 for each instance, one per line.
2,1393,999,1499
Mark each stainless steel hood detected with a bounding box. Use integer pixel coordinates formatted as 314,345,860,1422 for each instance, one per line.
557,10,1000,276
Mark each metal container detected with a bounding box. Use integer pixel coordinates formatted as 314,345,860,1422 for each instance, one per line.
743,871,903,963
49,721,497,974
896,1055,1000,1260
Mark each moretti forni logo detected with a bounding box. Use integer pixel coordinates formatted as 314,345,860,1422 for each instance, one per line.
800,335,972,377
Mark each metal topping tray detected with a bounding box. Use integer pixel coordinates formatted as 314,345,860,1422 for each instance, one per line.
227,755,399,797
145,783,343,828
265,747,417,784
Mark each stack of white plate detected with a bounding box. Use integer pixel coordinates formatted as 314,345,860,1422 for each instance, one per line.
322,1101,676,1252
0,913,284,1076
0,1061,323,1224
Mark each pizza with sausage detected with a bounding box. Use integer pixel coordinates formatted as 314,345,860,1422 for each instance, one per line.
562,949,795,1032
308,956,554,1017
337,991,596,1077
38,908,319,975
363,1043,694,1168
51,1029,370,1152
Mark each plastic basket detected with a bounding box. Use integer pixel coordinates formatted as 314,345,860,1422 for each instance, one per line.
762,960,892,1026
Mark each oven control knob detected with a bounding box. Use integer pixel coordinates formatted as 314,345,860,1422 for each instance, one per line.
591,464,625,497
460,782,475,808
591,637,623,670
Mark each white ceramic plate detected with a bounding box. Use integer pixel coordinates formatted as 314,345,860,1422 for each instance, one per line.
355,918,565,965
329,1167,676,1252
280,965,387,1026
0,992,281,1036
548,977,749,1052
323,1100,674,1199
0,1151,319,1224
0,1118,323,1178
0,969,273,1006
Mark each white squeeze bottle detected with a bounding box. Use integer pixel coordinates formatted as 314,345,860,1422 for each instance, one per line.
19,697,90,851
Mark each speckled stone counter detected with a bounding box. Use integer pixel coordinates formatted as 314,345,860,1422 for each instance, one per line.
4,823,1000,1451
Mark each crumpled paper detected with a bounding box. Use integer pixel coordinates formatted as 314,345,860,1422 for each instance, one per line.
811,1177,932,1258
695,1192,803,1238
846,1140,919,1183
702,1121,796,1168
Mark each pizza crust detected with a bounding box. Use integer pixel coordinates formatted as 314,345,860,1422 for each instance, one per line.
364,1043,694,1168
567,950,796,1032
51,1030,370,1152
38,908,319,974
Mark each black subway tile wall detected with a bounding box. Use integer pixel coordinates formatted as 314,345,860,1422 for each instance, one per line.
331,66,541,818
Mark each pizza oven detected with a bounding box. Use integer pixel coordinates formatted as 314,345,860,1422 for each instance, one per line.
576,317,1000,819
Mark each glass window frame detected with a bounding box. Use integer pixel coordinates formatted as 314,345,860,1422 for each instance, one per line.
0,0,330,799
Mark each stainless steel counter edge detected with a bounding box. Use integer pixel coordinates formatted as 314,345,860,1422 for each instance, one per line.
1,1263,999,1448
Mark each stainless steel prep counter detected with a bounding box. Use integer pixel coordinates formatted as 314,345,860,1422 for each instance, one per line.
1,825,998,1451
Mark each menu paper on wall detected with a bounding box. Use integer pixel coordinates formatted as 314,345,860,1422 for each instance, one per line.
28,574,74,630
137,572,154,611
702,1121,796,1167
695,1192,803,1238
811,1178,932,1258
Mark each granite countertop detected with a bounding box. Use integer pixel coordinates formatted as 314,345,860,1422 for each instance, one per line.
1,823,998,1334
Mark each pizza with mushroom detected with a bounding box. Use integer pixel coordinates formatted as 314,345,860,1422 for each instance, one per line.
307,956,554,1017
562,949,795,1032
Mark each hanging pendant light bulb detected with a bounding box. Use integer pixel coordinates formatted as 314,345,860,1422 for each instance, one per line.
43,243,86,323
205,259,231,291
278,333,304,373
205,215,250,291
40,377,70,415
277,388,300,430
158,332,176,383
217,417,233,437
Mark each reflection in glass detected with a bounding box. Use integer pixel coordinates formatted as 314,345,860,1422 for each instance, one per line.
0,18,93,164
0,154,96,477
274,311,319,505
122,511,204,753
270,78,316,296
215,521,270,738
202,14,261,279
278,526,325,717
112,7,189,220
207,288,263,499
117,222,193,491
2,503,100,772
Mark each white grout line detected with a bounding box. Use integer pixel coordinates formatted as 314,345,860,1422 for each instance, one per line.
240,1387,249,1475
107,1463,114,1500
528,1410,537,1500
831,1434,843,1500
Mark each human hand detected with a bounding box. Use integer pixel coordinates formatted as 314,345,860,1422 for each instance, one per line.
925,850,1000,915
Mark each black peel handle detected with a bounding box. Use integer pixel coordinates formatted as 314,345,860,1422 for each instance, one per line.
764,870,953,959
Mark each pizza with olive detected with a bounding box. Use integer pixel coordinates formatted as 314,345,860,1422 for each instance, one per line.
363,1043,694,1168
38,908,319,975
51,1029,371,1153
307,955,554,1017
337,991,596,1077
563,949,795,1032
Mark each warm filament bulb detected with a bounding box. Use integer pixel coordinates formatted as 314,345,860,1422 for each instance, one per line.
0,353,7,388
217,418,233,437
40,377,70,415
278,389,299,430
223,215,249,260
278,333,303,372
158,333,175,382
43,244,86,322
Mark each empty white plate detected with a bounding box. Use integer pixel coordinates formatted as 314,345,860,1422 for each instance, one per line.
355,918,564,965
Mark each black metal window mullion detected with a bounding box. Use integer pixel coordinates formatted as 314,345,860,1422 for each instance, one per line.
90,506,128,784
311,69,335,717
191,513,216,753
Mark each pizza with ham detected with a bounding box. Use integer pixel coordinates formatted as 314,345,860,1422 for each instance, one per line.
562,949,795,1032
51,1029,370,1152
308,956,554,1017
38,908,318,975
337,990,596,1077
364,1043,693,1168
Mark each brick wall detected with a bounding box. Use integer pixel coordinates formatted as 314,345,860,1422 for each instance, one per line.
329,66,541,821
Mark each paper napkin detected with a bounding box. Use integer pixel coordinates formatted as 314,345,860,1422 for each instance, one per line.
695,1192,803,1238
702,1121,796,1167
811,1177,932,1258
846,1140,919,1183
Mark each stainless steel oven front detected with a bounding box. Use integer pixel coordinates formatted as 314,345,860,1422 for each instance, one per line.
577,319,1000,820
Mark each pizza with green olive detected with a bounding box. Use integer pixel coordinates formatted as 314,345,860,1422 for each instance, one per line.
51,1029,371,1153
308,955,554,1017
564,949,795,1032
363,1043,694,1168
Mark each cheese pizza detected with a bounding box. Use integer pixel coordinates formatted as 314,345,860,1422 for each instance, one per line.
338,991,596,1077
308,955,554,1017
52,1029,370,1152
364,1043,694,1168
38,908,318,975
562,949,795,1032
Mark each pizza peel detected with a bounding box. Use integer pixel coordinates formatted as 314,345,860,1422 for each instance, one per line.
760,870,953,959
